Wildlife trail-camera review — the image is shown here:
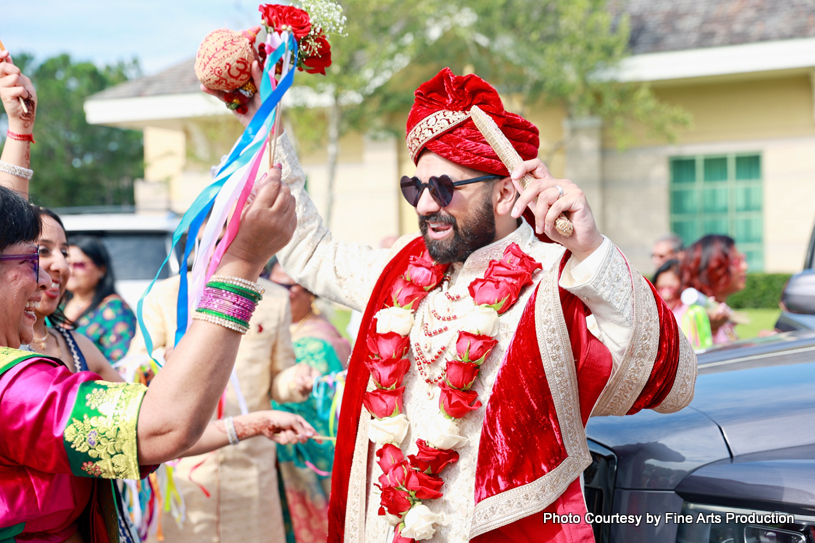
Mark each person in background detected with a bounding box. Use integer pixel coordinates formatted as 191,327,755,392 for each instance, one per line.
64,236,136,361
653,259,713,349
652,233,685,271
30,203,313,452
128,263,320,543
681,234,748,344
0,55,313,541
269,262,351,543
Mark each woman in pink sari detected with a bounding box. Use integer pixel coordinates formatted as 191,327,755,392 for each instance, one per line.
0,53,308,543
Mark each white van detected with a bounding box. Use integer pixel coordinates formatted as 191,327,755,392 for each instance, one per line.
59,212,182,309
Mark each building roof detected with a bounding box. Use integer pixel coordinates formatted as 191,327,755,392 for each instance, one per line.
90,0,815,102
89,57,199,100
617,0,815,54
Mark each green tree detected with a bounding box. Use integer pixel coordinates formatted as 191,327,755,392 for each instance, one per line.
288,0,689,224
287,0,440,227
3,54,144,207
449,0,690,150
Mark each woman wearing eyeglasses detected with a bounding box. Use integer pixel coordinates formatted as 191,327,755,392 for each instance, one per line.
0,59,310,543
681,234,749,344
64,236,136,362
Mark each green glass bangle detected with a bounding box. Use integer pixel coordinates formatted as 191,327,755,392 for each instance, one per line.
195,308,250,328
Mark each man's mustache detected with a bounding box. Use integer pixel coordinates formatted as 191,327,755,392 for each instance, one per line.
419,212,457,228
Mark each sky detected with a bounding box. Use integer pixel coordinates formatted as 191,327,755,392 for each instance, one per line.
1,1,268,75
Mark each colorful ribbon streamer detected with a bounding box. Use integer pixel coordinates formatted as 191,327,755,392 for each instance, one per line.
135,33,297,363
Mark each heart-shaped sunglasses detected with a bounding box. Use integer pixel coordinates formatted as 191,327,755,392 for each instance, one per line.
400,174,502,208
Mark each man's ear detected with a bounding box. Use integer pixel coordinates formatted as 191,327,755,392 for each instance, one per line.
493,177,518,216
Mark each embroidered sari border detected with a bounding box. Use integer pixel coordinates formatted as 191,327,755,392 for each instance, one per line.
63,380,147,480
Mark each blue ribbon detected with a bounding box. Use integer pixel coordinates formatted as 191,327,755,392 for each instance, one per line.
137,35,298,362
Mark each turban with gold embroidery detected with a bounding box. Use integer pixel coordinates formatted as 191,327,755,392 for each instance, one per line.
406,68,540,176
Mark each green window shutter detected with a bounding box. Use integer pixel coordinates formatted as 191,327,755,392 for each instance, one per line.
669,153,764,271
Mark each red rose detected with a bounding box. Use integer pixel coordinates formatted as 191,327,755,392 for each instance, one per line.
379,459,410,489
502,243,542,274
454,331,498,364
407,439,459,475
259,5,312,40
300,34,332,75
365,356,411,389
378,486,412,518
405,252,447,289
390,276,429,310
485,260,533,289
439,382,482,419
363,387,405,419
404,468,444,500
367,332,410,360
376,443,405,474
468,277,520,314
445,360,480,390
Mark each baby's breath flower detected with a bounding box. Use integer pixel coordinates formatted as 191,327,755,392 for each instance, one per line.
298,0,347,37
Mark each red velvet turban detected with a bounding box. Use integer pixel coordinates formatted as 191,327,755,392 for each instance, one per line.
406,68,540,176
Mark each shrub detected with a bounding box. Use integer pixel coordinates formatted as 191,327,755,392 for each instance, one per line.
727,273,792,309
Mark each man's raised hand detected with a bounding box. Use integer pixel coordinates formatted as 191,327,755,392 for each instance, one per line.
510,158,604,261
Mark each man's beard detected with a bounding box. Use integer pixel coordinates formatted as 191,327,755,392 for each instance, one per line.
419,191,496,264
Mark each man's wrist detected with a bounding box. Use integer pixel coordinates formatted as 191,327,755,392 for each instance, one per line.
571,233,605,262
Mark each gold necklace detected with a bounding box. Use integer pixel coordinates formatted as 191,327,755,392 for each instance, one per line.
32,330,49,350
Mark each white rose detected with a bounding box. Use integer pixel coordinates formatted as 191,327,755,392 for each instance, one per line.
401,504,442,540
460,305,500,336
426,415,468,450
368,413,409,445
375,306,415,336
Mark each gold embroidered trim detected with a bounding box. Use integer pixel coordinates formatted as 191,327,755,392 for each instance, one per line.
654,332,697,413
470,259,591,538
345,399,372,543
592,265,660,417
64,381,146,480
407,110,470,162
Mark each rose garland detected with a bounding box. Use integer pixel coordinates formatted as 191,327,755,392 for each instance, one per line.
363,243,542,542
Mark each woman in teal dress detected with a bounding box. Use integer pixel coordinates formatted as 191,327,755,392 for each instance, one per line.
271,263,351,543
64,237,136,362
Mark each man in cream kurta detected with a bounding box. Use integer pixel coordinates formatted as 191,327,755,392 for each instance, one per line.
271,68,695,543
128,275,307,543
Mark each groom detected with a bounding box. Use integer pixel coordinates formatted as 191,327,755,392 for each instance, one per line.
268,68,696,543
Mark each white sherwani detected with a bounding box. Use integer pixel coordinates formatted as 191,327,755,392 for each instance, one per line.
275,134,696,543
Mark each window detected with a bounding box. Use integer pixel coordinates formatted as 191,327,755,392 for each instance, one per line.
670,154,763,271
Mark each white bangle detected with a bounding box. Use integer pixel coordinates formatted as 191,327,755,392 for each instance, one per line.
225,416,240,445
0,160,33,181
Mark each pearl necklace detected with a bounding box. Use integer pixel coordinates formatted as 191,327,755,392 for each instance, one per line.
411,280,470,389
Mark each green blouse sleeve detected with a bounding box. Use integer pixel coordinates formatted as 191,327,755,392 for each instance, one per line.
62,380,147,480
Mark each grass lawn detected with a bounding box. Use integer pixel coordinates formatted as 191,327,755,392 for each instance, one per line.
329,306,354,342
735,308,780,339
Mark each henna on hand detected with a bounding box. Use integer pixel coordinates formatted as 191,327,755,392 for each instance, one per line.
234,415,280,440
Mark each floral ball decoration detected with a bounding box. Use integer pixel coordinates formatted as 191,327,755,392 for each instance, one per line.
195,27,261,93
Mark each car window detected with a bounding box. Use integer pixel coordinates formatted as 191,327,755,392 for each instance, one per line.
68,231,172,281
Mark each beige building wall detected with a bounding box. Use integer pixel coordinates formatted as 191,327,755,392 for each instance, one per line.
299,132,402,248
600,73,815,274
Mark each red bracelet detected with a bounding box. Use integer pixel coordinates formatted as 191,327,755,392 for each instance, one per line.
6,130,35,143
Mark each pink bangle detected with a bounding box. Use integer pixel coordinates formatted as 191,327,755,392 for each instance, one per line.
6,130,35,143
